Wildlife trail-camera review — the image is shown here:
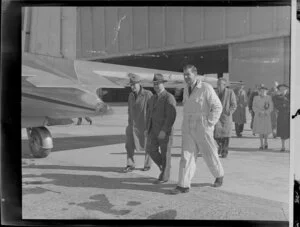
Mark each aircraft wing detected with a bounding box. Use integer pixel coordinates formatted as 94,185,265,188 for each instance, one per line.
74,60,185,88
74,60,240,89
22,53,123,91
23,53,238,91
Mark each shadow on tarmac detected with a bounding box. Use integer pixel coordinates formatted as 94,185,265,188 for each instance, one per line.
229,147,284,153
22,172,176,194
231,136,257,139
110,152,202,158
22,134,126,158
22,165,214,195
23,165,125,172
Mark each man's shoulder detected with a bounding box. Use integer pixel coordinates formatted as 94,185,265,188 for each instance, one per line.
142,89,153,96
128,92,134,99
164,91,176,103
165,90,175,98
200,81,214,90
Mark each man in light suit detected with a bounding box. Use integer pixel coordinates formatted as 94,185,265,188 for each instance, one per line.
145,73,177,184
170,65,224,194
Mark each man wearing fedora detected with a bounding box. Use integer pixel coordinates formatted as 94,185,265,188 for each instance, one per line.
170,65,224,195
145,73,177,184
232,81,248,137
123,73,153,173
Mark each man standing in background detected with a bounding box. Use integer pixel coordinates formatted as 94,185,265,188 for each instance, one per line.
268,81,280,138
145,73,177,184
123,73,153,173
214,78,237,158
248,84,260,135
233,81,248,137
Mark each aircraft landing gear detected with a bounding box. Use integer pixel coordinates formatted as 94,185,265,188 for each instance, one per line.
26,127,53,158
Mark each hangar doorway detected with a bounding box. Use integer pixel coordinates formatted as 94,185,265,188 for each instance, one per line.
94,45,228,102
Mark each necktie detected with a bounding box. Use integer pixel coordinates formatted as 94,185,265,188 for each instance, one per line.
153,95,158,106
188,86,192,96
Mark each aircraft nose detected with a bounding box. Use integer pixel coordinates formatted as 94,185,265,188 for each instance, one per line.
95,102,113,115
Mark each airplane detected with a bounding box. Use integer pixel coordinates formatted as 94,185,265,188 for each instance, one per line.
22,52,239,158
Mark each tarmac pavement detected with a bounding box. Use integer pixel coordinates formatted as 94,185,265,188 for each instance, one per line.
22,105,290,220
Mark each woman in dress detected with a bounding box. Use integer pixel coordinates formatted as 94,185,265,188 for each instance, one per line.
273,84,290,152
252,84,273,150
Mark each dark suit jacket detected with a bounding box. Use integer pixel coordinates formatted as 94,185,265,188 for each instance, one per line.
146,90,177,136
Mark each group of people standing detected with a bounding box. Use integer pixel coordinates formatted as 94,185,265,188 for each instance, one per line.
248,82,290,151
122,64,290,194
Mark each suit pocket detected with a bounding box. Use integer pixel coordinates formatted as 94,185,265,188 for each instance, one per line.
202,116,213,131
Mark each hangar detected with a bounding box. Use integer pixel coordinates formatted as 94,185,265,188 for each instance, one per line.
22,6,291,101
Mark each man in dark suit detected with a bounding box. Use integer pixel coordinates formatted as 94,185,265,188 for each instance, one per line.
145,73,177,184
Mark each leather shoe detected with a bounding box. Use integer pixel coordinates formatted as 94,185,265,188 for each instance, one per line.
123,166,135,173
221,153,228,158
141,166,151,171
169,186,190,194
153,179,168,184
213,177,223,187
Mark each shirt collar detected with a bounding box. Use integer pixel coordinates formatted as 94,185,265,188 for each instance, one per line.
157,88,166,97
194,77,202,88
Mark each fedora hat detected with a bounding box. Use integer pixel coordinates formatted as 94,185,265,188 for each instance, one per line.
277,84,289,89
128,73,141,85
153,73,167,84
258,84,268,90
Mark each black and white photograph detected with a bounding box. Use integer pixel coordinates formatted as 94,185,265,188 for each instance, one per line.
17,2,296,223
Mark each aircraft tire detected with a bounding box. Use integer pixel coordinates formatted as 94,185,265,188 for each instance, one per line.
29,127,52,158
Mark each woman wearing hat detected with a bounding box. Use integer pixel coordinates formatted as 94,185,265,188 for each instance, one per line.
273,84,290,152
252,84,273,150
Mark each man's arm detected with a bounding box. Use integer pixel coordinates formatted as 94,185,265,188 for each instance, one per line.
206,85,223,126
128,93,133,126
161,94,177,134
144,90,153,120
145,95,153,134
242,90,248,107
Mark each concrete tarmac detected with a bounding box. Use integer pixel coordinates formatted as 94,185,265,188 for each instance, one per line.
22,105,290,220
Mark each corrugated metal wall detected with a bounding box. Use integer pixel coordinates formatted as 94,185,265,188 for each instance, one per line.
76,6,290,60
23,6,290,60
229,37,290,89
23,7,77,59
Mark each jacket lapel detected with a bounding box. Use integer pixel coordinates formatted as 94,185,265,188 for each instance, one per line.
135,88,144,104
153,90,166,110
